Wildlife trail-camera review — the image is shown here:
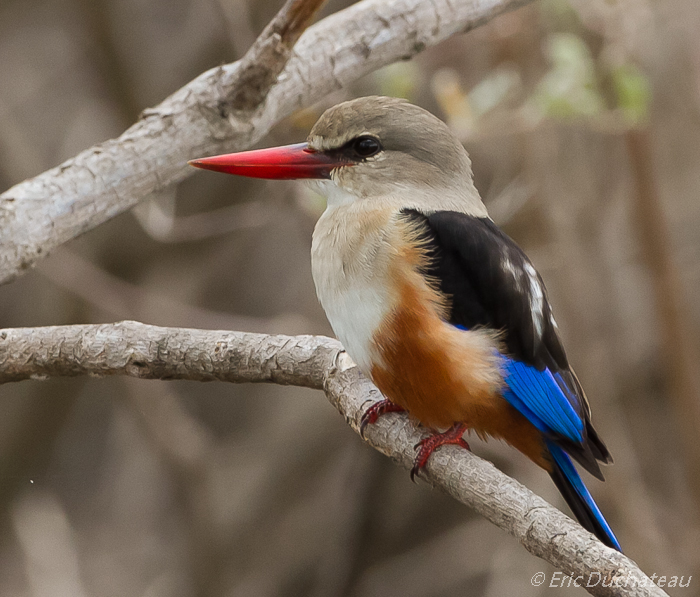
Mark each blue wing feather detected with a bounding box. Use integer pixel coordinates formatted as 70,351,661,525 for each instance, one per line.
503,357,621,550
456,321,585,443
547,440,621,551
500,354,584,444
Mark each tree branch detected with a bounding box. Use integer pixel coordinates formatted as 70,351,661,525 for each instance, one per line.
0,0,533,285
0,321,336,387
0,321,667,597
229,0,329,111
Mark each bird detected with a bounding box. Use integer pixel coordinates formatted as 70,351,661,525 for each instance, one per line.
189,95,621,552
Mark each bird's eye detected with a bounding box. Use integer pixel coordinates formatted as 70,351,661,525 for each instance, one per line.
351,136,381,158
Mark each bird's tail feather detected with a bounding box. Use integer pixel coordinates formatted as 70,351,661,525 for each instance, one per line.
546,440,621,552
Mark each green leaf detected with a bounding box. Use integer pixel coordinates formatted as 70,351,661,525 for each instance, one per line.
612,63,651,126
532,33,605,119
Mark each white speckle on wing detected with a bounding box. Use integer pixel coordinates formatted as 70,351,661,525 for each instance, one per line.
524,262,544,338
501,254,523,291
501,255,517,277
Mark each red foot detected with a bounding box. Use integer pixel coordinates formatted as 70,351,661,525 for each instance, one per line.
360,399,406,438
411,423,470,482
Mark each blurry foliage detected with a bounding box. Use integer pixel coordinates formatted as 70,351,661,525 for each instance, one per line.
468,66,522,118
612,62,651,126
373,61,422,101
1,0,699,596
432,68,476,137
533,33,606,119
530,31,652,128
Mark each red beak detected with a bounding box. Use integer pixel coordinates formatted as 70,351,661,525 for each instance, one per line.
188,142,341,180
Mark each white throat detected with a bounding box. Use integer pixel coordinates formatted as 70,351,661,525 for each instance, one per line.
307,177,489,218
307,179,358,208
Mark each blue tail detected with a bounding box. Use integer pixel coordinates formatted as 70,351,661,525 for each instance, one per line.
546,440,621,552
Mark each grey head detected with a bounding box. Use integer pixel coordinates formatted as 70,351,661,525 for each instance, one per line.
307,96,486,215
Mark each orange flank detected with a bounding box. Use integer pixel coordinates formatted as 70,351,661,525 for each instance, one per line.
370,220,550,471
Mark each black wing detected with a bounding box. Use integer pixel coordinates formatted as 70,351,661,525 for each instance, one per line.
403,209,565,369
402,209,612,468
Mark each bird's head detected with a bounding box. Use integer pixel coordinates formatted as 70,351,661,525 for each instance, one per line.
190,96,483,213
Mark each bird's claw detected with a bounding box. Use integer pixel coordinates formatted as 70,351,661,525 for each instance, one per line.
410,424,470,482
359,399,405,438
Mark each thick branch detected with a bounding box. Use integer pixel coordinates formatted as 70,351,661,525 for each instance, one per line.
0,0,532,285
0,322,338,388
0,321,666,597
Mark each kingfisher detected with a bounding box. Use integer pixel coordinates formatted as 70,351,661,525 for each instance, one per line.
189,96,621,551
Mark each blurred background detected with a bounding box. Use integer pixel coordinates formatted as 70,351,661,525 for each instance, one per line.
0,0,699,595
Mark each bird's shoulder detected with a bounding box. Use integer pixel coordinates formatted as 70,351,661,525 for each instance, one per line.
397,208,568,372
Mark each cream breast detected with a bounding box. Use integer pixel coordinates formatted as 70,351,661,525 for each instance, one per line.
311,201,397,374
